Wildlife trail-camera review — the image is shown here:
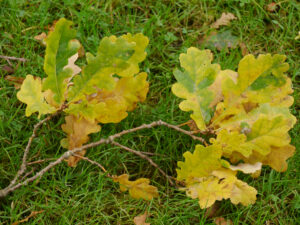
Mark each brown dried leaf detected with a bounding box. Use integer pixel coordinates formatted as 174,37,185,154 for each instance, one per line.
4,75,24,89
134,211,150,225
34,32,47,46
61,115,101,167
2,65,15,74
211,13,237,29
266,2,277,12
12,210,44,225
214,217,233,225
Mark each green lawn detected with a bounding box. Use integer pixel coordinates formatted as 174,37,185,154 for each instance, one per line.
0,0,299,224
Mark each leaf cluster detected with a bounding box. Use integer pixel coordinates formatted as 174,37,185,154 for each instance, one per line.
172,47,296,208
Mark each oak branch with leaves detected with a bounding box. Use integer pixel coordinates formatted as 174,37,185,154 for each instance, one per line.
0,18,296,210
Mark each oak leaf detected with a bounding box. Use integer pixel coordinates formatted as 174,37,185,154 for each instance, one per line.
171,48,221,130
17,75,56,118
61,115,101,167
42,18,81,104
66,72,148,123
113,174,158,200
67,33,149,103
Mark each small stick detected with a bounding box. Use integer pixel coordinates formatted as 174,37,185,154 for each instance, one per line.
110,141,175,186
0,55,27,62
73,153,111,178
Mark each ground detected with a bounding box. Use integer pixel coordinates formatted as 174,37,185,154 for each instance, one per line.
0,0,299,224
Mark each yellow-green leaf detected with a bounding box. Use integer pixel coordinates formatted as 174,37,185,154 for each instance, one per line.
176,144,222,183
43,18,81,104
113,174,158,200
17,75,56,118
171,48,221,130
67,33,149,102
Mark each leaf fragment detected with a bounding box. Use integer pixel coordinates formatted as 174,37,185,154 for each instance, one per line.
133,211,150,225
113,174,158,200
211,12,237,29
4,75,24,89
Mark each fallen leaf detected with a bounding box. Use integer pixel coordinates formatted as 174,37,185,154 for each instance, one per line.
211,13,237,29
203,30,239,51
12,210,44,225
134,211,150,225
113,174,159,200
34,32,47,46
4,75,24,89
266,2,277,12
214,217,233,225
2,65,15,74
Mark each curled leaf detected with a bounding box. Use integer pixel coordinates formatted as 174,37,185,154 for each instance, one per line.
113,174,158,200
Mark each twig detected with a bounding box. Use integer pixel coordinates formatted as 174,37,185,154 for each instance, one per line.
0,120,203,197
8,113,58,189
110,141,174,186
73,154,111,177
27,158,55,166
0,55,27,62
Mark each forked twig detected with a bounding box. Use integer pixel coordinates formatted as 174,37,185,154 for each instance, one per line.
110,141,175,185
0,120,205,197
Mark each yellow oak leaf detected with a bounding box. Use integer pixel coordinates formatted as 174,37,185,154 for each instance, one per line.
66,72,148,123
17,75,56,118
61,115,101,167
176,144,223,183
262,145,295,172
230,179,257,206
210,129,253,158
186,176,233,208
113,174,158,201
246,115,292,156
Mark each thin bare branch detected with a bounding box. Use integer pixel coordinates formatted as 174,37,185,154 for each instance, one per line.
0,120,203,197
110,141,174,186
0,55,27,62
73,154,111,177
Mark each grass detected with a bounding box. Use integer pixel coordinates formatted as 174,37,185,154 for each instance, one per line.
0,0,299,224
